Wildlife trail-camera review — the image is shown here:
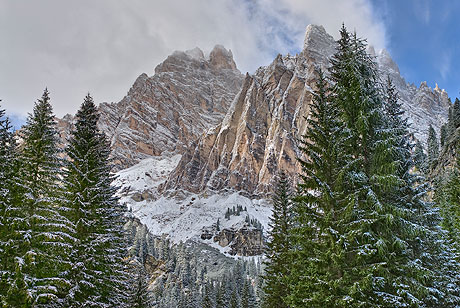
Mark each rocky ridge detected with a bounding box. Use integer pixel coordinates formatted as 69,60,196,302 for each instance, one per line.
164,25,451,195
58,45,243,170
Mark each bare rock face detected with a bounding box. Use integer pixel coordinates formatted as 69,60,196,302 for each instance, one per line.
214,227,264,256
59,46,243,170
165,25,450,195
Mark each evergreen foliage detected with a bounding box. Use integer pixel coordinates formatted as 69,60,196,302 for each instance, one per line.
7,90,71,306
428,125,439,167
441,124,448,147
262,172,292,308
0,102,20,306
284,25,460,307
62,94,128,307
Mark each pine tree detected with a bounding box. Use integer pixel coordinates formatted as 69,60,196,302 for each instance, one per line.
288,26,460,307
128,262,153,308
287,65,350,307
63,94,128,307
414,140,427,173
441,123,448,147
448,105,455,137
0,103,21,305
263,171,293,308
454,98,460,129
427,125,439,167
202,282,213,308
7,89,71,306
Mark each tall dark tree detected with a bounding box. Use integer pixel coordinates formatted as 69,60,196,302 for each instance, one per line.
414,140,427,173
287,26,460,307
454,98,460,129
7,90,70,306
427,125,439,167
441,124,448,147
128,264,153,308
263,172,293,308
0,103,22,305
63,94,128,307
286,67,350,307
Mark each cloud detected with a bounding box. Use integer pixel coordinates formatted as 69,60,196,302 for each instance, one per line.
438,50,451,80
0,0,386,117
413,0,431,24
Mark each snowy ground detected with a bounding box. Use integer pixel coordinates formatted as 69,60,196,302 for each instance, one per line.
115,153,273,249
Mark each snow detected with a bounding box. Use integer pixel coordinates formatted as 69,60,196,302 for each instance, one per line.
127,191,272,244
115,152,273,251
114,153,182,198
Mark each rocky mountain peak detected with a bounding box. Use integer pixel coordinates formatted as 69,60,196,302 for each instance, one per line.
208,45,237,70
302,24,335,69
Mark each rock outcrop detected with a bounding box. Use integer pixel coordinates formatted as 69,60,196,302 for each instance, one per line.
165,25,451,195
59,46,244,170
214,227,264,256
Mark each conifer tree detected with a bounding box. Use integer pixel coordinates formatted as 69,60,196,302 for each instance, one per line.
63,94,128,307
202,282,213,308
288,26,460,307
448,105,455,137
414,140,427,172
454,98,460,129
262,172,293,308
286,68,349,307
0,103,21,305
128,264,153,308
441,123,447,147
427,125,439,167
7,89,71,306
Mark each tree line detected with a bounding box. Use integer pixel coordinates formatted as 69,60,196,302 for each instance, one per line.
0,91,130,307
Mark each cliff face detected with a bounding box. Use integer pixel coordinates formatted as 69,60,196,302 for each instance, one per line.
58,46,243,170
164,25,450,195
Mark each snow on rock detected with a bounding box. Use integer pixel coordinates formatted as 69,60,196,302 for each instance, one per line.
115,153,182,203
115,152,272,256
164,24,451,195
127,191,271,245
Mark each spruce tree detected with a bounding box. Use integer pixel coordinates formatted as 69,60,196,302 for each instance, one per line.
441,124,447,147
427,125,439,167
63,94,128,307
0,103,21,305
414,140,427,173
288,26,460,307
454,98,460,129
128,262,153,308
262,172,293,308
7,89,71,306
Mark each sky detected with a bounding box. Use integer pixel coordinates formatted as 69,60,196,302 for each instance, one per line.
0,0,458,125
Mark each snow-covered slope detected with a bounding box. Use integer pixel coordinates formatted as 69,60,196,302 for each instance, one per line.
116,155,271,256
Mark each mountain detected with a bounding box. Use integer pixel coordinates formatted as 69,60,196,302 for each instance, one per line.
59,24,451,255
58,45,243,170
164,25,450,196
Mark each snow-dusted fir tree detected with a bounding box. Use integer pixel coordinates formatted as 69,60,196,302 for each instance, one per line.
286,68,350,307
0,103,20,304
263,172,293,308
287,26,460,307
427,125,439,167
441,124,448,147
128,263,153,308
414,140,427,173
62,94,128,307
8,90,71,306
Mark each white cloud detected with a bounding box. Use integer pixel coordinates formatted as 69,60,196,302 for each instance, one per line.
0,0,386,117
438,50,451,80
413,0,431,24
